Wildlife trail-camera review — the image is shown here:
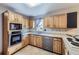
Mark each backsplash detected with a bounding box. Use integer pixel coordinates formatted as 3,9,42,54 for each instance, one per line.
21,28,29,35
43,28,77,35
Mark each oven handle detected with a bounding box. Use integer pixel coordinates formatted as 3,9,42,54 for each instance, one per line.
11,34,21,36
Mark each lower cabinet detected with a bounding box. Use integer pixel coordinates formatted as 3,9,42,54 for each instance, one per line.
29,35,37,46
53,38,64,54
22,36,29,47
43,36,53,51
29,35,64,55
36,36,43,48
29,35,43,48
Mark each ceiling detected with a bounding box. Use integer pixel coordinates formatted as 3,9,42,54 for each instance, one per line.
1,3,79,16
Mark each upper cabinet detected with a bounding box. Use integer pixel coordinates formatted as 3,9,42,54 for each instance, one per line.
43,12,77,29
29,17,35,29
8,11,23,24
53,15,59,28
44,16,54,28
5,11,30,30
22,17,29,29
29,19,34,29
58,14,67,28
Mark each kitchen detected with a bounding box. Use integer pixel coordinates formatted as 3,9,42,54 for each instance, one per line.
0,3,79,55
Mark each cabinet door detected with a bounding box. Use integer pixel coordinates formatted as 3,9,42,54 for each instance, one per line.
53,15,59,28
53,38,62,54
49,16,54,28
22,18,29,28
29,20,33,29
43,17,49,28
33,36,37,46
8,12,15,23
25,19,29,28
22,37,29,47
19,15,23,24
67,12,77,28
22,18,26,28
29,35,37,46
43,37,53,51
59,14,67,28
36,36,43,48
14,13,18,23
29,35,34,45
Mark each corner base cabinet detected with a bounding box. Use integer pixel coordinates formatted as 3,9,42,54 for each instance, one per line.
22,36,29,47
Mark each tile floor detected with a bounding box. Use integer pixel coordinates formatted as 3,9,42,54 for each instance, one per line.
14,45,56,55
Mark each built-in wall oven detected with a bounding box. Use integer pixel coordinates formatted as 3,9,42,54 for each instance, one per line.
9,23,22,46
10,31,22,46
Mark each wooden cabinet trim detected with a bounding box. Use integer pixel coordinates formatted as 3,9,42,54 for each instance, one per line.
2,11,9,55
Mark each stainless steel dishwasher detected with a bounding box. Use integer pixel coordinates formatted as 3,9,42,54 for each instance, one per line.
43,36,53,52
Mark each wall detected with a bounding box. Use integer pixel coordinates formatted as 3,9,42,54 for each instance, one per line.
0,6,7,53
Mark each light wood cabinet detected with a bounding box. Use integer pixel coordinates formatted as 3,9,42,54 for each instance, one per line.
17,15,21,23
48,16,54,28
22,18,29,28
59,14,67,28
8,12,15,23
29,35,36,46
25,18,29,28
36,36,43,48
29,35,43,48
44,16,53,28
44,17,48,28
53,38,63,54
29,20,33,29
19,16,29,28
53,15,59,28
22,36,29,47
44,17,52,28
44,14,66,29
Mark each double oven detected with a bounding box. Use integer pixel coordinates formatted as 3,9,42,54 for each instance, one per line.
9,23,22,46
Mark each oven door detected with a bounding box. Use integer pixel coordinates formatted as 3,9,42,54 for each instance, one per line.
10,34,22,46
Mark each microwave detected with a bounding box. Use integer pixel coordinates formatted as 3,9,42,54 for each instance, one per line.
10,23,22,30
